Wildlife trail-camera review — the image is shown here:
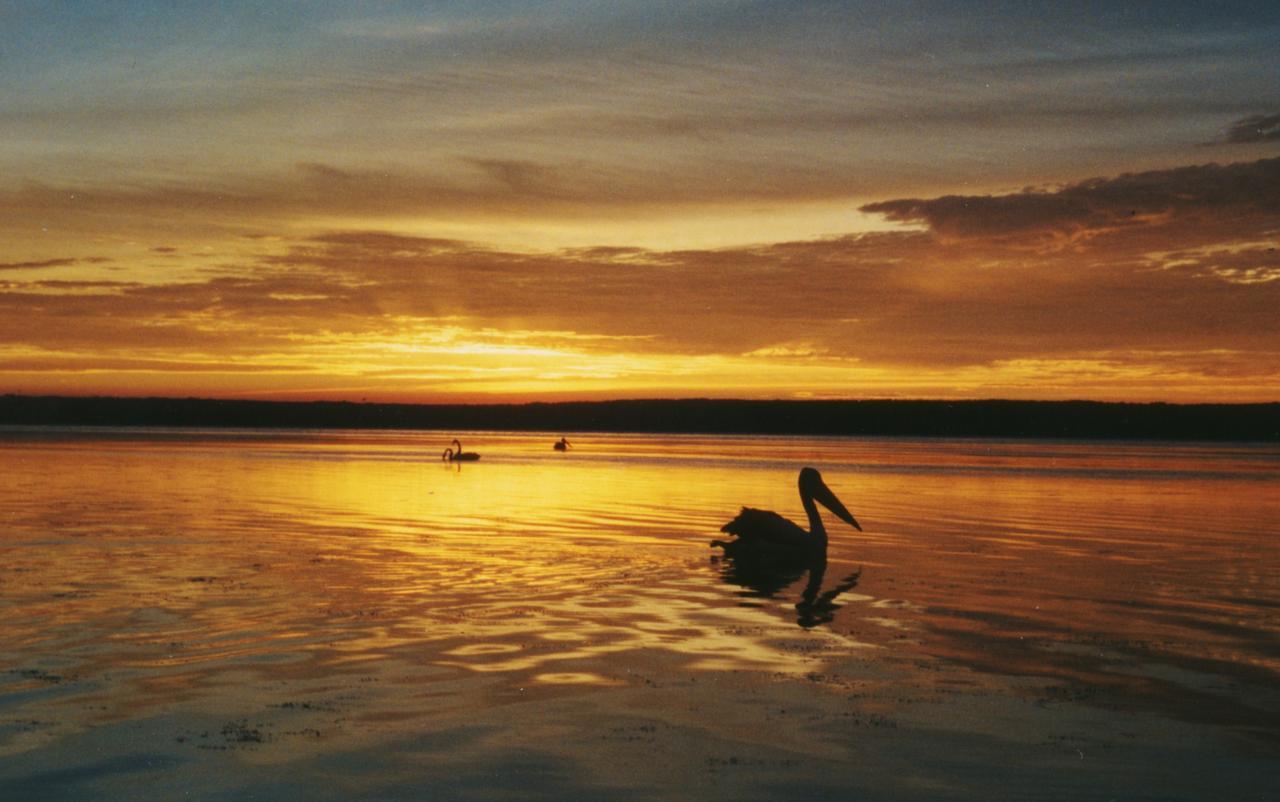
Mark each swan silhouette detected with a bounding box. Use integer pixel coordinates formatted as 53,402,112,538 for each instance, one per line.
442,438,480,462
712,467,860,559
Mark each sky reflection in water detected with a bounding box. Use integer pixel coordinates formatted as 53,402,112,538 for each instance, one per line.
1,429,1277,795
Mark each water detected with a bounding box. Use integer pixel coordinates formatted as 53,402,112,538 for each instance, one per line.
1,428,1277,799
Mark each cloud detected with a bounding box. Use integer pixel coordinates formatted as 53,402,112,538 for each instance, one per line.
0,355,309,374
6,0,1279,260
3,156,1279,400
1220,113,1280,144
860,157,1280,248
743,344,832,359
1,159,702,236
465,158,566,197
0,258,78,271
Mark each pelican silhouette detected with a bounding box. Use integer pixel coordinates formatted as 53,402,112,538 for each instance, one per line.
553,437,571,451
442,438,480,462
712,467,860,559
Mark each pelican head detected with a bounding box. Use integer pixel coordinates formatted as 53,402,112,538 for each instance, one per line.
799,467,861,532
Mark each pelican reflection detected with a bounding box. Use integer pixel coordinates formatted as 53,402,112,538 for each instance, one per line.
712,550,862,629
795,559,863,628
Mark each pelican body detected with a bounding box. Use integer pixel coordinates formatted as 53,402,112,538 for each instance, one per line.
714,467,860,559
442,439,480,462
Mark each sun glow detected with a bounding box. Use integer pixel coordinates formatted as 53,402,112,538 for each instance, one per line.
2,5,1278,404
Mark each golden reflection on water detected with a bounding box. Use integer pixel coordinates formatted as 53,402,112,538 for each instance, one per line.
1,428,1278,769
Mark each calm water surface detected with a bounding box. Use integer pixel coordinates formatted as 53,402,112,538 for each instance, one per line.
1,429,1277,799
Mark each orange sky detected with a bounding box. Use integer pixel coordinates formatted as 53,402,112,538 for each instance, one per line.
2,3,1278,402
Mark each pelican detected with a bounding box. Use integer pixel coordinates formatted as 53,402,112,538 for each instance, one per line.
713,467,860,558
442,438,480,462
553,437,571,451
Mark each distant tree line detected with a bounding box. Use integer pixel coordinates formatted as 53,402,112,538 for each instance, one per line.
1,395,1276,441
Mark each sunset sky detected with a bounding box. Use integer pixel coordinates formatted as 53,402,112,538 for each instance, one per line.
3,2,1278,402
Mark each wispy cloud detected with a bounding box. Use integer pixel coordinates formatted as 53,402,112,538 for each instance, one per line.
1219,112,1280,144
0,258,78,271
6,3,1278,233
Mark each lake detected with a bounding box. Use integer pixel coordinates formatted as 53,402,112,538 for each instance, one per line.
1,428,1277,800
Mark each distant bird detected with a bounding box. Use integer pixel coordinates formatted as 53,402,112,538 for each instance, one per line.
442,438,480,462
713,467,860,559
553,437,571,451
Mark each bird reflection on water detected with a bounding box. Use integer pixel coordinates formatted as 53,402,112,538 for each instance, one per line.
712,467,864,628
795,559,863,628
713,550,862,628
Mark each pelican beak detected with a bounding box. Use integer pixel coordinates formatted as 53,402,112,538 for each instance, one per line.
812,477,862,532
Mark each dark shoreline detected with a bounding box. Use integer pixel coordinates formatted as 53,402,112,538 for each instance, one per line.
1,394,1277,441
